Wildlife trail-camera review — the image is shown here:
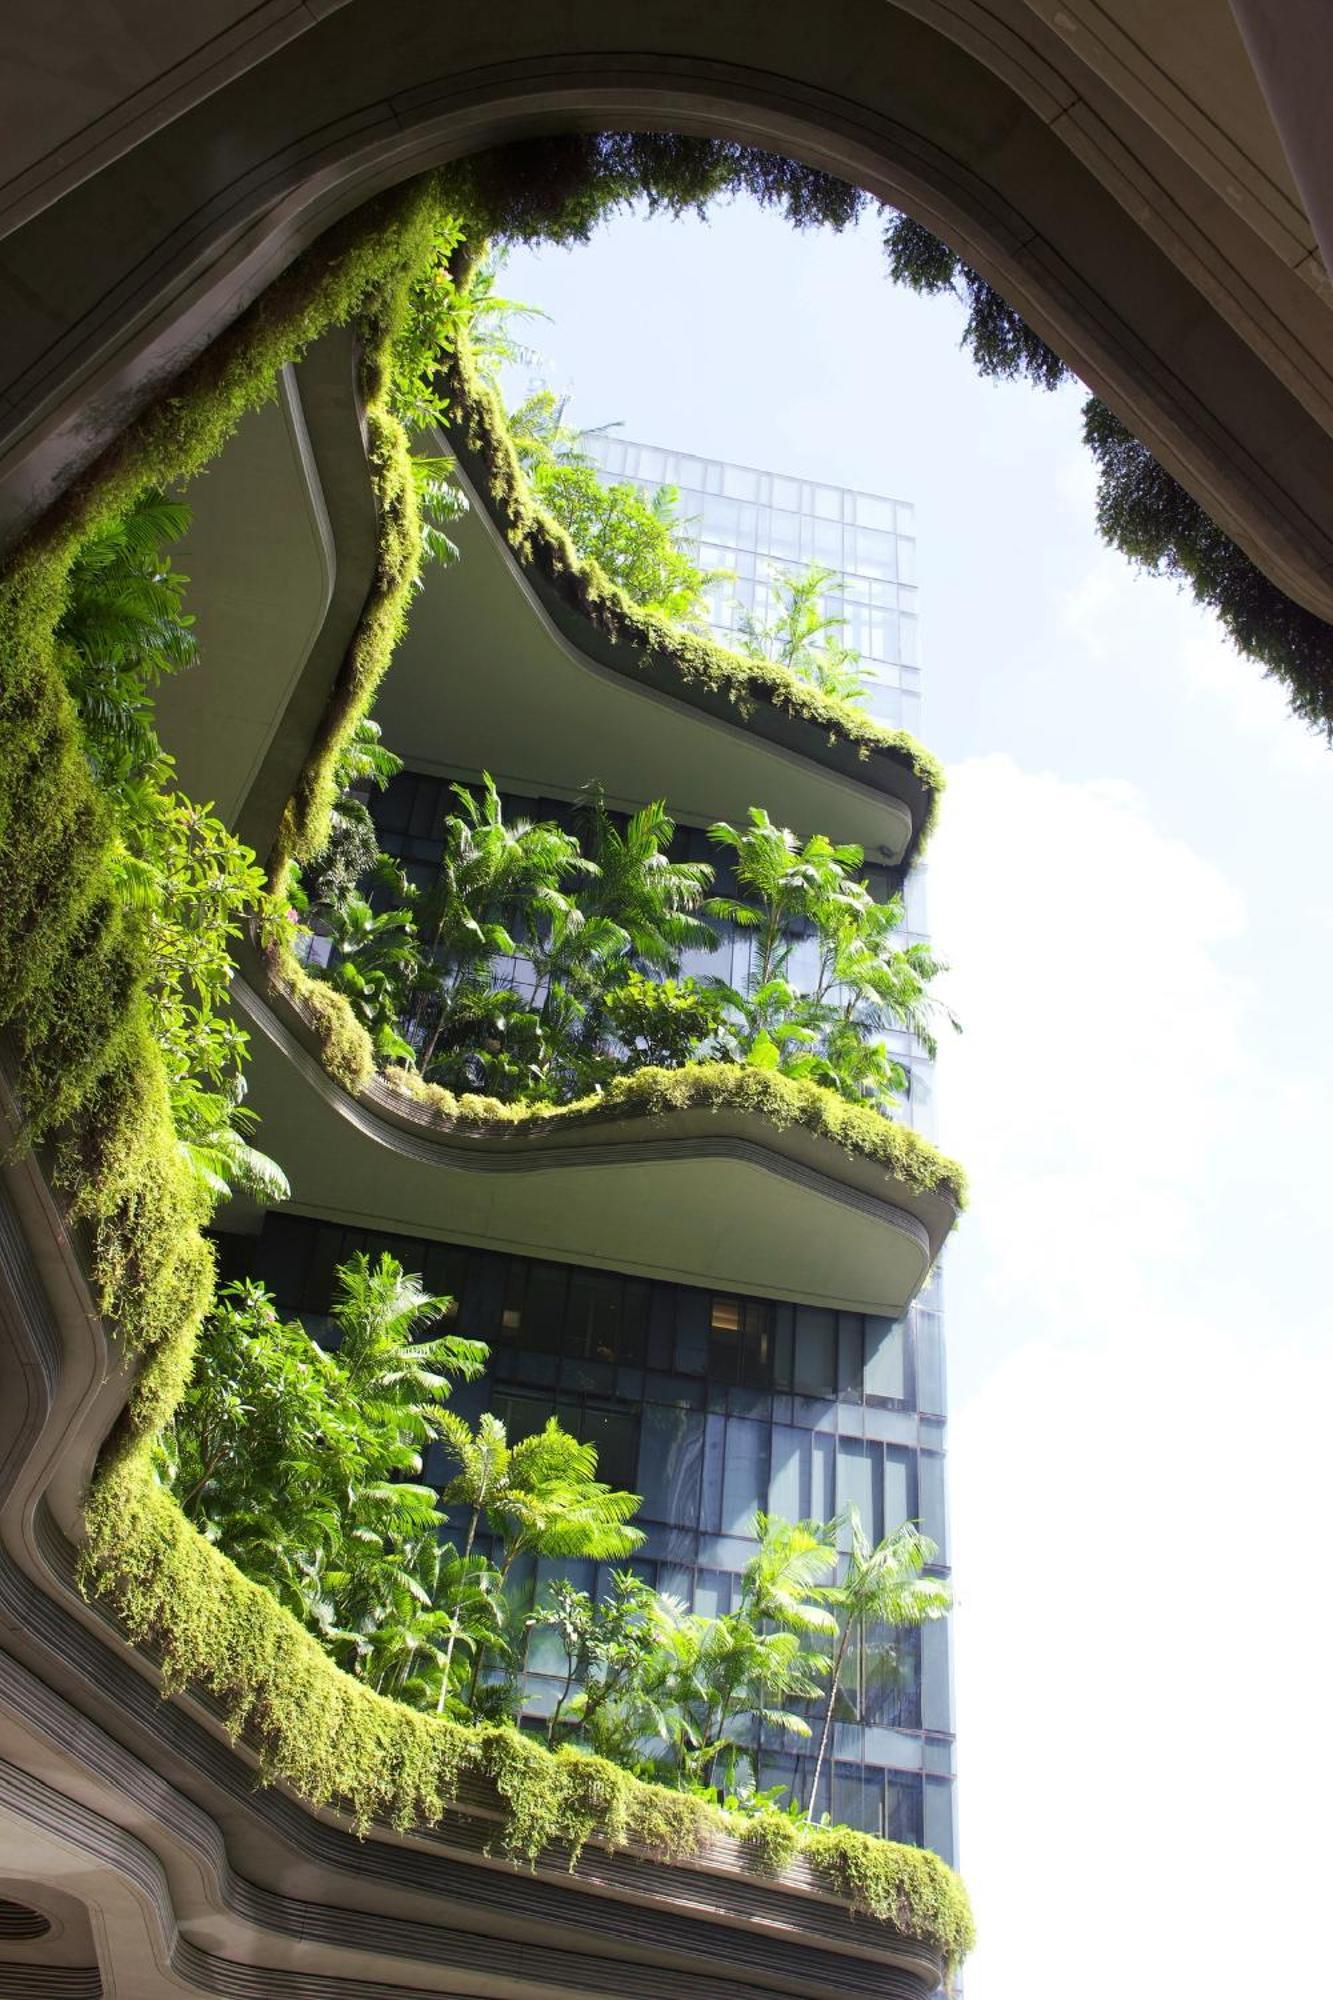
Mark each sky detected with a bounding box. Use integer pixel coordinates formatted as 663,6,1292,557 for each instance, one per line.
498,199,1333,1998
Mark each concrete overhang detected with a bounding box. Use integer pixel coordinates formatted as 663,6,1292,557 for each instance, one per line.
376,435,925,859
236,972,958,1317
0,1094,958,2000
158,325,380,862
3,1,1333,639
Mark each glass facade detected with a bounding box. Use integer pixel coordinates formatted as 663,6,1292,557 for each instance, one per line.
223,1211,954,1849
584,433,921,736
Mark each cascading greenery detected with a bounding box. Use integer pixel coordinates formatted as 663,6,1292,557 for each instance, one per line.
881,210,1333,734
168,1255,954,1826
295,771,949,1114
2,149,970,1953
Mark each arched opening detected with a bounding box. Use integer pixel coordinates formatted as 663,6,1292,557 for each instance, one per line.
3,3,1332,622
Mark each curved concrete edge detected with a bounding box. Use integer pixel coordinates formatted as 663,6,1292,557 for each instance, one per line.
238,967,959,1316
0,1113,951,1999
434,411,927,866
1,7,1332,625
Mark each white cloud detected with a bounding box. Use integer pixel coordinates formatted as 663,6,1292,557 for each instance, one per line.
929,755,1245,1326
926,755,1333,1997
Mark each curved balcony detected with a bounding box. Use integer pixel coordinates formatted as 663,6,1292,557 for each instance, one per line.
388,350,940,867
0,1082,972,2000
236,964,963,1319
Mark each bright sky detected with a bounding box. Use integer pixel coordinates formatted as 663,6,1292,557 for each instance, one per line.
498,198,1333,1998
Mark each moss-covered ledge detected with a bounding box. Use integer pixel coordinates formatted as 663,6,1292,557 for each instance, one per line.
260,941,967,1210
80,1444,974,1970
438,340,944,865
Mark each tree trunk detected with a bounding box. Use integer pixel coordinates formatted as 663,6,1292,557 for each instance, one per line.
808,1621,854,1813
436,1503,481,1713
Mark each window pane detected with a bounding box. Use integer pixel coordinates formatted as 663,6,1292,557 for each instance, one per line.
720,1417,768,1535
580,1406,639,1492
637,1405,703,1526
794,1307,836,1395
863,1316,906,1401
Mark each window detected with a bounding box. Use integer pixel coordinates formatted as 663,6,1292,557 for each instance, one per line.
565,1270,647,1364
792,1306,836,1395
709,1296,774,1386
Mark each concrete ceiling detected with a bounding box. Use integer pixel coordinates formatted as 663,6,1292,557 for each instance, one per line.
377,443,920,859
1,3,1331,635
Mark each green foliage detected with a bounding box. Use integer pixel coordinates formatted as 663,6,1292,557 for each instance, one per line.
807,1511,953,1809
883,213,1069,391
165,1254,485,1703
706,806,952,1111
511,390,723,624
298,775,946,1117
372,1053,967,1204
883,211,1333,729
452,132,866,248
1082,397,1333,735
52,488,286,1208
601,969,727,1071
441,337,945,844
736,562,873,706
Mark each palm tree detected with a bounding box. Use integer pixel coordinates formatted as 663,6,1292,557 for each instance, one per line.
706,808,864,992
407,774,588,1075
434,1412,645,1706
573,789,716,972
806,1511,953,1810
735,562,872,706
330,1252,487,1446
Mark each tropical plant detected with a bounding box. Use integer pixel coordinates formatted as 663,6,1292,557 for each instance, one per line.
806,1513,954,1810
600,969,726,1071
57,489,198,782
529,1569,664,1751
736,563,873,705
435,1410,645,1701
705,807,951,1110
644,1514,838,1796
510,387,724,624
54,491,285,1202
572,788,716,972
301,719,404,918
167,1255,486,1702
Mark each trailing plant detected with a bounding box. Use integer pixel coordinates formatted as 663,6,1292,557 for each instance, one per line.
53,488,287,1206
883,210,1333,732
440,335,945,844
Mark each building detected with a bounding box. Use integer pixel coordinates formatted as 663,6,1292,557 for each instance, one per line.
3,7,1332,1990
0,316,969,1991
227,427,957,1854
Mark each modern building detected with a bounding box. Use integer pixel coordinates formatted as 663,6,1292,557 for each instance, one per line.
228,427,958,1853
3,6,1333,1993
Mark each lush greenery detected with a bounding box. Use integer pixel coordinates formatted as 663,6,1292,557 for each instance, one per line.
508,388,723,624
165,1254,954,1831
84,1442,974,1957
296,764,948,1114
883,210,1333,733
439,336,946,832
737,562,874,705
54,492,288,1206
1,153,966,1942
